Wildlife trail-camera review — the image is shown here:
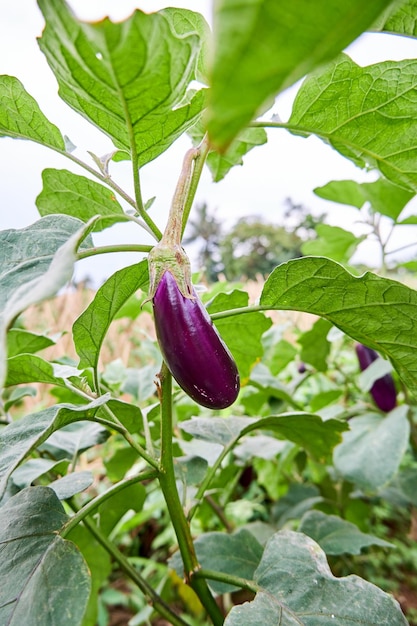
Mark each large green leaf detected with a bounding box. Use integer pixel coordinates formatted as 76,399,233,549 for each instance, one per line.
36,169,126,229
299,510,393,555
333,406,410,491
207,0,392,149
260,257,417,392
73,262,148,377
208,290,272,379
0,215,94,388
223,531,408,625
37,0,207,165
170,530,263,594
0,486,90,626
0,397,108,499
0,75,64,149
314,178,414,221
289,54,417,192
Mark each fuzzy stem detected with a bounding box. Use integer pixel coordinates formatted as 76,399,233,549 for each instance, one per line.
161,147,200,247
181,134,210,237
77,243,153,261
158,363,224,626
195,569,259,595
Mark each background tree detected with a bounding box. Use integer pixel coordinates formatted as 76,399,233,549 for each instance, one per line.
219,215,304,280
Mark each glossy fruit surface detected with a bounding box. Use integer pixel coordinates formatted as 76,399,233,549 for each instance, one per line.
153,270,240,409
355,343,397,412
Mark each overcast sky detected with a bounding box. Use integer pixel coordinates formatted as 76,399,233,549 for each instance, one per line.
2,1,417,283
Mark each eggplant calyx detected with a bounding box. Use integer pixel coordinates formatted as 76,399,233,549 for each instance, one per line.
148,242,194,300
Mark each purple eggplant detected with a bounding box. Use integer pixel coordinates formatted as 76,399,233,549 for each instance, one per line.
152,270,240,409
355,343,397,412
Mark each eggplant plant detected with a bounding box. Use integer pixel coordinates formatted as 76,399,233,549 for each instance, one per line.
1,1,417,625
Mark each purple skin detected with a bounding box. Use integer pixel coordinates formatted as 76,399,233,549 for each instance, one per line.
355,343,397,412
153,270,240,409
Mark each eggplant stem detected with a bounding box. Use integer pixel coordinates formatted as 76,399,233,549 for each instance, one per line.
158,362,224,625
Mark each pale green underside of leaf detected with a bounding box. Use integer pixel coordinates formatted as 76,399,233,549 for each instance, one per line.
224,531,408,625
289,54,417,192
0,397,108,500
73,261,149,372
314,177,414,221
0,487,90,626
207,0,393,149
0,75,64,149
37,0,207,165
299,510,394,555
333,406,410,491
0,215,94,389
181,412,347,461
261,257,417,393
36,168,126,230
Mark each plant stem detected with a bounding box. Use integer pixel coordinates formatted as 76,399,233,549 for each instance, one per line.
158,363,224,626
162,147,200,246
195,569,259,595
77,243,153,261
210,305,268,320
75,513,190,626
181,133,211,237
61,471,157,538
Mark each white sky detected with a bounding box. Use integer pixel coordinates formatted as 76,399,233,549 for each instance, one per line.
2,1,417,283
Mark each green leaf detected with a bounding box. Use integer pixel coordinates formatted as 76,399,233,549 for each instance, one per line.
289,54,417,192
224,530,407,625
207,0,392,149
174,455,208,486
181,412,347,460
0,75,64,149
0,396,108,499
377,0,417,37
301,224,364,264
98,482,146,536
0,215,94,388
314,178,414,221
5,354,71,387
42,422,108,459
243,414,347,461
36,169,126,230
12,458,69,489
266,338,297,376
260,257,417,392
49,470,94,500
67,524,111,626
299,510,394,555
73,261,148,373
298,318,332,372
208,290,272,379
7,328,55,358
333,406,410,491
171,529,263,594
37,0,207,165
0,486,90,626
180,416,255,447
189,122,268,182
